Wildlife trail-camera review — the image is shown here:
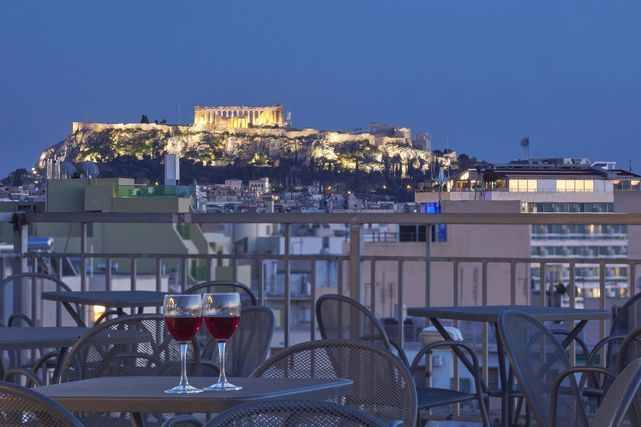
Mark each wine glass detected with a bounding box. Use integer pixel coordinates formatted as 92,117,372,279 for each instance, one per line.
163,294,203,394
202,292,242,391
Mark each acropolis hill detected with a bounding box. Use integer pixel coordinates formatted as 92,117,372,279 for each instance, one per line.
38,104,433,177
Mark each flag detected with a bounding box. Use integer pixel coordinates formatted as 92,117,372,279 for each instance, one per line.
521,137,529,148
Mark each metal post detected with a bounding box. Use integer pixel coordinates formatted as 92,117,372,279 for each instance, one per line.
130,257,137,291
12,214,28,319
284,224,291,347
310,259,317,341
349,223,362,303
80,223,87,293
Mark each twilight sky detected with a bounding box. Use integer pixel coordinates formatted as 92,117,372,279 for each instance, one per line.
1,1,640,176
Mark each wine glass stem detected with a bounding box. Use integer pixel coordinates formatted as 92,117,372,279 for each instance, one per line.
218,341,227,384
179,342,189,387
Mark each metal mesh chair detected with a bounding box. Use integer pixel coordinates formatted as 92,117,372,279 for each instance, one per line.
205,399,403,427
60,314,200,425
587,292,641,370
250,339,417,426
498,311,639,427
616,326,641,425
592,358,641,427
202,305,274,377
316,294,409,366
0,380,83,427
0,273,82,327
410,341,490,426
185,280,258,306
498,311,587,427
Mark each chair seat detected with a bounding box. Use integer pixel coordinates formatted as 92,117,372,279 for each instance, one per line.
416,387,477,408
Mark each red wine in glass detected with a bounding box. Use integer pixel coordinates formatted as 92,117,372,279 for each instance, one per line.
163,294,203,394
202,292,242,391
204,315,240,340
165,316,203,342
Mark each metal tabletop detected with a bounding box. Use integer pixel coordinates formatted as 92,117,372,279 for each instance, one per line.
0,327,89,350
42,291,166,308
42,291,167,326
38,376,353,414
407,305,609,322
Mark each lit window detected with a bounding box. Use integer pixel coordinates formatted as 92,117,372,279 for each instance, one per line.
509,179,537,192
584,180,594,192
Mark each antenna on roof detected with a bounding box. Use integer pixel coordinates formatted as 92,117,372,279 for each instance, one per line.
630,160,633,172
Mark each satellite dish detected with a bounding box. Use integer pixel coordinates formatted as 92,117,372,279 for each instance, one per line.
80,162,100,178
60,160,78,178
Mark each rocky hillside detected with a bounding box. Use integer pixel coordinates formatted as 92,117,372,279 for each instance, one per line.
37,123,432,177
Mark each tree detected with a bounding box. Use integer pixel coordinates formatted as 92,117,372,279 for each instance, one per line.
3,168,30,186
140,115,150,124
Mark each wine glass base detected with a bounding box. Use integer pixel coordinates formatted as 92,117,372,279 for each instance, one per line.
205,381,243,391
164,384,203,394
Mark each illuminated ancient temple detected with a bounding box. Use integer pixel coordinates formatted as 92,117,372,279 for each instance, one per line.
194,104,286,129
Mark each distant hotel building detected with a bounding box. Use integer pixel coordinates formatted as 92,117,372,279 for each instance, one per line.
415,158,641,306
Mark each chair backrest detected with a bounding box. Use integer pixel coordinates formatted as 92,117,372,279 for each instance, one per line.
616,326,641,425
185,280,258,306
316,294,392,351
498,311,588,427
607,293,641,368
611,292,641,336
60,313,200,382
593,358,641,427
0,273,81,327
206,399,399,427
251,339,417,426
0,380,83,426
204,305,274,377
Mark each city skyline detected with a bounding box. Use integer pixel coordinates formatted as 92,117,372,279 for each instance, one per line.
1,0,640,176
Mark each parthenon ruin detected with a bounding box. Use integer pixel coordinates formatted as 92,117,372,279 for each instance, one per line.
194,105,286,129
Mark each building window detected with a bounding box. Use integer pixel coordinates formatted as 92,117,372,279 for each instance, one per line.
557,179,595,192
509,179,537,192
431,224,447,242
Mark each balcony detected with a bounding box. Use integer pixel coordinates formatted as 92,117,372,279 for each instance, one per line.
2,211,641,423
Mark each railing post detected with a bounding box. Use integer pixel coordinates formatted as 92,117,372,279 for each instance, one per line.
284,223,291,347
11,214,28,319
80,223,87,293
349,222,362,303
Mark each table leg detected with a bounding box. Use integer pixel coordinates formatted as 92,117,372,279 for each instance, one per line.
494,322,510,427
61,302,86,327
561,320,588,348
52,347,68,383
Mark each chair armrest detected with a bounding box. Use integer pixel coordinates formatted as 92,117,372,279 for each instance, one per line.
32,351,60,372
8,314,34,327
388,338,410,367
587,335,626,366
161,415,203,427
3,368,43,387
550,366,617,427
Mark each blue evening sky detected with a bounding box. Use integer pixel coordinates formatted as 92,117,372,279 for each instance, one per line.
1,1,640,176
